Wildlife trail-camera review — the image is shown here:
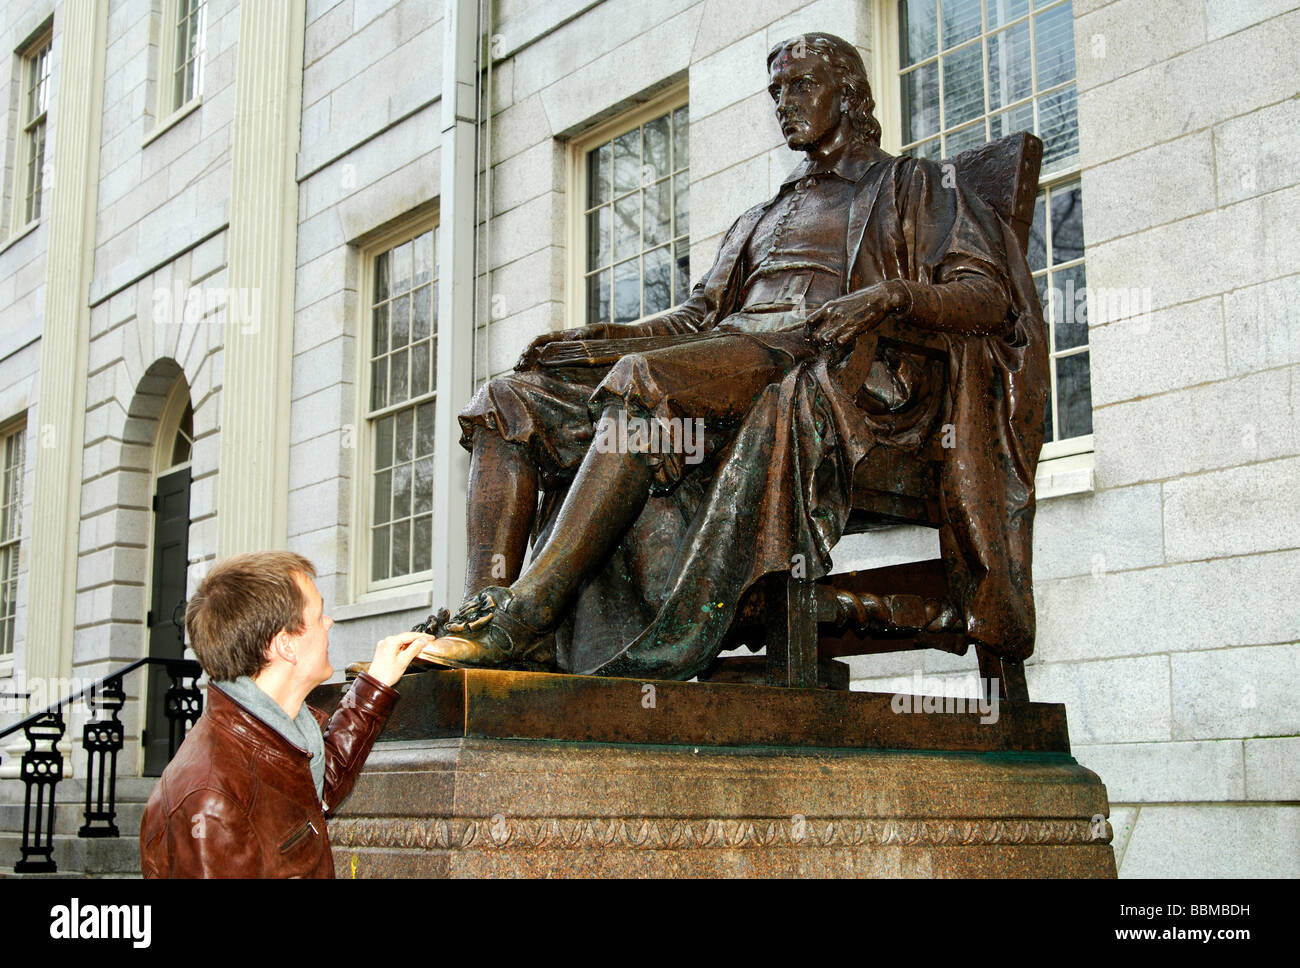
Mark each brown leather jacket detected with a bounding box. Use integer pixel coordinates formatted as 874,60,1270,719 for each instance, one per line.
139,673,396,878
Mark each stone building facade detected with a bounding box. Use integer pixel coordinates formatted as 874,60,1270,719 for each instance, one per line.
0,0,1296,877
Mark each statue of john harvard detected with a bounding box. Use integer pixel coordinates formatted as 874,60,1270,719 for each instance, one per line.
399,32,1047,682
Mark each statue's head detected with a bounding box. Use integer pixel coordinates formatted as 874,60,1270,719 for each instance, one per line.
766,33,882,151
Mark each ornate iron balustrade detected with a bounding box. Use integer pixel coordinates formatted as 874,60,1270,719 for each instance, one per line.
0,657,202,873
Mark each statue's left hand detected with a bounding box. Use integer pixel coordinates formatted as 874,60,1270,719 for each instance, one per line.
806,281,908,349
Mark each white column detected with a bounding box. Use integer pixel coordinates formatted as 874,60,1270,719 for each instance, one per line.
429,0,479,608
26,2,109,692
215,0,308,557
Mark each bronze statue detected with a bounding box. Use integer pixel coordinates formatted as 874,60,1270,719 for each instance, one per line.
411,33,1047,682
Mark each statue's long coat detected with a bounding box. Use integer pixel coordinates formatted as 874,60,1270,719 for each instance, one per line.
462,150,1048,678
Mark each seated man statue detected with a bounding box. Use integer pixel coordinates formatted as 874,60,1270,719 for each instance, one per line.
413,32,1046,681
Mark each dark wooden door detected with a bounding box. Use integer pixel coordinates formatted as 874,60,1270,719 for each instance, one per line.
143,466,191,776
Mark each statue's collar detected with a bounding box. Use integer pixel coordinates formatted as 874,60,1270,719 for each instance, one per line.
781,142,893,188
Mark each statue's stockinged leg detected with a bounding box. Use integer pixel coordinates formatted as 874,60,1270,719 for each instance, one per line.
418,404,654,671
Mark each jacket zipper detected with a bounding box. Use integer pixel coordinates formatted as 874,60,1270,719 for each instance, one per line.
279,820,318,853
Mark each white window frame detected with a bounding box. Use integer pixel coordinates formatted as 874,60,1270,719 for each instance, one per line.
565,83,690,330
0,418,27,671
150,0,207,138
9,26,51,237
874,0,1094,495
348,213,442,604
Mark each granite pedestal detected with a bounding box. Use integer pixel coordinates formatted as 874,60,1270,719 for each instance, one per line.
311,670,1116,878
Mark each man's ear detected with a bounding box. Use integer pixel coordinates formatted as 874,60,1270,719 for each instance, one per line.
268,628,297,666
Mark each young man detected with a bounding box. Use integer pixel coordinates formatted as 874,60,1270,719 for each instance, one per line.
139,551,430,878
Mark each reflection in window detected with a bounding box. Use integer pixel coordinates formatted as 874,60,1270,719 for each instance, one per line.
367,228,438,584
898,0,1091,445
583,105,690,325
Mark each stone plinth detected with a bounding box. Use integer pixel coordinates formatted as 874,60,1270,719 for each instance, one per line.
313,671,1117,878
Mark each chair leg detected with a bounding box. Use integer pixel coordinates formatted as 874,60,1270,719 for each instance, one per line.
766,574,819,688
976,645,1029,702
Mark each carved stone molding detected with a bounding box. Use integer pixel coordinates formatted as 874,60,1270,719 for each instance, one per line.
329,816,1111,851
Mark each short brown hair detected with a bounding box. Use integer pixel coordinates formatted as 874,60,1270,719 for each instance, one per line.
185,552,318,682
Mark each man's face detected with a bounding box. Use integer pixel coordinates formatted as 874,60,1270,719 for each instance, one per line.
289,573,334,687
768,50,842,151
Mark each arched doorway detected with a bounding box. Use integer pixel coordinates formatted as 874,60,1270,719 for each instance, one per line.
142,378,193,776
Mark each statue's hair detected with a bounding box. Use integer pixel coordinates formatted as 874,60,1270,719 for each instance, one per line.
766,33,882,148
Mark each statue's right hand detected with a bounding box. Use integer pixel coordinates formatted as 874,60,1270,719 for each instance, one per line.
514,324,610,370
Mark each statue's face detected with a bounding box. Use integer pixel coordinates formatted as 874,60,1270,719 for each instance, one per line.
768,50,843,151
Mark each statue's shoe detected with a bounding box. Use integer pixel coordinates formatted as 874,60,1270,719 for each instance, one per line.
416,586,556,672
344,608,454,680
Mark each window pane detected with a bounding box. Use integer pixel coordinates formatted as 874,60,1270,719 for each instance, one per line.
1053,262,1088,350
1039,84,1079,173
414,456,434,515
392,241,412,295
1050,181,1085,265
644,246,672,317
390,348,408,403
412,285,432,342
587,207,610,268
391,294,410,347
899,0,938,66
988,0,1029,28
645,180,672,247
416,401,436,458
1027,194,1047,272
372,302,389,356
674,239,690,304
613,259,641,323
673,171,690,239
1056,351,1092,438
1035,2,1076,91
588,143,612,206
613,194,640,261
413,515,432,573
988,23,1032,111
374,251,390,302
392,463,412,521
374,415,394,469
411,340,430,396
644,115,670,183
901,62,940,143
373,470,391,525
395,407,414,464
989,100,1035,141
613,130,640,196
940,0,982,48
413,230,434,287
942,41,984,130
587,267,611,320
673,106,689,170
945,120,986,155
370,358,388,410
391,518,410,578
371,525,390,581
910,136,943,162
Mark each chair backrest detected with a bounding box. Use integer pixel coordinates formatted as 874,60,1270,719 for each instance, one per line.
945,131,1043,251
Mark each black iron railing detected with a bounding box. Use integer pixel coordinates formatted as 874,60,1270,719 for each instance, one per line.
0,657,202,873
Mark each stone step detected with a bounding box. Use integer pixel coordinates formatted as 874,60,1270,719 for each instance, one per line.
0,775,158,805
0,831,142,877
0,800,149,836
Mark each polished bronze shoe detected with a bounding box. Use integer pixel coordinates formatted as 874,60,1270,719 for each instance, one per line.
414,586,556,672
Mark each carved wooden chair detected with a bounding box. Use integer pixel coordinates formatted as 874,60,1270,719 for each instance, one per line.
707,131,1044,702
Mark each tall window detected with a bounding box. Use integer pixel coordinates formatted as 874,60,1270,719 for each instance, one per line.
15,31,51,229
172,0,208,109
578,98,690,326
896,0,1090,451
0,424,25,659
365,225,438,587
